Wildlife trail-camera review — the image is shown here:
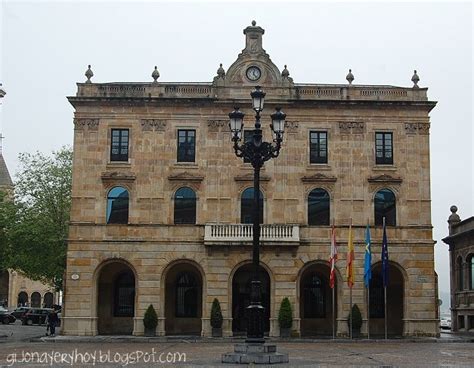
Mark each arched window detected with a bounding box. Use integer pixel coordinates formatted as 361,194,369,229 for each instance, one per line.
241,188,263,224
17,292,28,307
469,255,474,290
176,272,198,317
107,187,129,224
31,292,41,308
303,273,326,318
308,188,330,225
174,187,197,224
114,271,135,317
43,292,54,308
457,257,464,291
374,188,396,226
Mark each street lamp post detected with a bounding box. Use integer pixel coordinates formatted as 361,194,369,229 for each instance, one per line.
229,86,286,343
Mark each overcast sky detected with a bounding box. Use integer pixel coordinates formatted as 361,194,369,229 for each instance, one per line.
0,1,472,303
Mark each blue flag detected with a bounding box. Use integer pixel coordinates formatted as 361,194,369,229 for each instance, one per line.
381,218,389,287
364,224,372,288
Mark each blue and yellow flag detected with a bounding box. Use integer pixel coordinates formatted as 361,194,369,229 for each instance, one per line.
364,224,372,288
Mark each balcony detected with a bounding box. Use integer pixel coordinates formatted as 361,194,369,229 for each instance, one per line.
204,223,300,247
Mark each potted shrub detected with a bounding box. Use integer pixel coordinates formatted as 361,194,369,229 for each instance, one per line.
347,304,362,338
278,297,292,338
210,298,223,337
143,304,158,337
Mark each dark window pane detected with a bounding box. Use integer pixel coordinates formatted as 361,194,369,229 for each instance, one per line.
174,187,196,224
458,257,464,291
308,188,330,225
241,187,264,224
177,129,196,162
310,131,328,164
375,132,393,165
303,273,326,318
176,272,199,317
470,255,474,290
107,186,129,224
243,131,253,163
374,188,396,226
110,129,130,161
114,271,135,317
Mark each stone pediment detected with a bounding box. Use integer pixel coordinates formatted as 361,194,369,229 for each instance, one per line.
234,172,271,182
101,171,136,182
214,21,293,89
301,173,337,183
168,171,204,182
368,174,402,184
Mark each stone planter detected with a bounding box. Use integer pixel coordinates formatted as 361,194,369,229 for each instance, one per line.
144,327,156,337
212,327,222,337
280,327,291,338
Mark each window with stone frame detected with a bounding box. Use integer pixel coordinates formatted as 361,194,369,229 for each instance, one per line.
241,187,263,224
308,188,330,225
243,130,253,163
177,129,196,162
174,187,197,224
374,188,396,226
106,187,129,224
110,129,129,162
375,132,393,165
309,131,328,164
469,254,474,290
457,256,464,291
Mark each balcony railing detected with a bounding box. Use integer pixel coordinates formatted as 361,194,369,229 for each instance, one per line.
204,223,300,245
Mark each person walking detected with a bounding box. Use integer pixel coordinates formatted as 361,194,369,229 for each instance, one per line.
48,310,59,337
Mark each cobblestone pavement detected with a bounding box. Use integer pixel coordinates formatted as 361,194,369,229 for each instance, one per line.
0,339,473,367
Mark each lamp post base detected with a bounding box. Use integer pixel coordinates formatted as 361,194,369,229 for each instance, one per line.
222,343,289,365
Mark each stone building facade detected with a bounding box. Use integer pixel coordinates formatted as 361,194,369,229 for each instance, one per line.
0,86,57,310
63,22,438,337
443,207,474,332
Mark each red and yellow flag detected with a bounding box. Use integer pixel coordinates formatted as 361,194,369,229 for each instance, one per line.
346,223,354,288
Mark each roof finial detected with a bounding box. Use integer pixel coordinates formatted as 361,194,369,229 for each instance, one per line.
217,63,225,78
251,20,256,26
85,65,94,83
152,66,160,83
346,69,354,85
282,65,290,78
411,70,420,88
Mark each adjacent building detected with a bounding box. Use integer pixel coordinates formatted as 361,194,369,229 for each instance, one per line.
0,85,57,310
443,206,474,332
63,22,438,337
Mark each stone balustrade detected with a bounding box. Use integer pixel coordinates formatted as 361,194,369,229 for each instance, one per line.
75,82,428,102
204,223,300,244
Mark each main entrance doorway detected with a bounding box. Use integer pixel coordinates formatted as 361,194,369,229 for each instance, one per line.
232,264,270,335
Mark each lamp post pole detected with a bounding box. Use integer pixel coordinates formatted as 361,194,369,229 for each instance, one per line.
229,86,286,343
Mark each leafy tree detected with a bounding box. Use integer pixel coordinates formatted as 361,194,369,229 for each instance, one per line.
1,147,72,290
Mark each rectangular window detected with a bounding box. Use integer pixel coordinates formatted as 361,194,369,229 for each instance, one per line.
375,132,393,165
177,129,196,162
310,131,328,164
110,129,129,162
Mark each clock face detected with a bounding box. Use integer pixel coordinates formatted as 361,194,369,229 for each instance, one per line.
246,66,261,81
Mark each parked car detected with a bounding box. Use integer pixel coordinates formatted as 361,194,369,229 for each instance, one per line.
440,316,452,330
0,310,16,324
10,307,30,319
21,308,53,326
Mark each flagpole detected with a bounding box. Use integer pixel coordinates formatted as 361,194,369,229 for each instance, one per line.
383,217,388,340
332,218,336,340
349,218,352,340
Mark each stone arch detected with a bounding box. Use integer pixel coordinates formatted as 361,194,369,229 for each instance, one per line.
161,259,205,336
31,292,41,308
43,292,54,308
296,260,342,336
93,258,137,335
229,260,272,335
369,260,406,337
18,291,28,307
